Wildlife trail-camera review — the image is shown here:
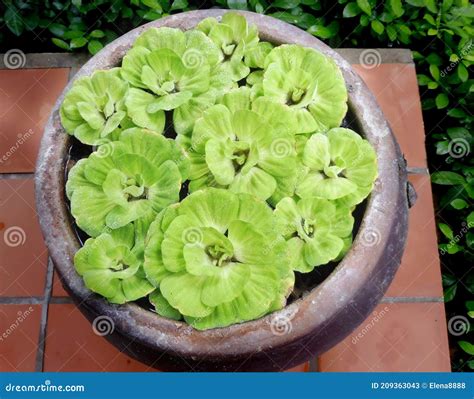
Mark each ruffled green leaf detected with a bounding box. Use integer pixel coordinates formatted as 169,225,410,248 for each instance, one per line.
149,289,182,321
74,226,154,304
67,130,186,237
263,45,348,133
296,129,377,203
60,68,129,145
144,189,293,329
274,196,355,272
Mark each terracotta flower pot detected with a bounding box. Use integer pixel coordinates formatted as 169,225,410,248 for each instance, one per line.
35,9,411,371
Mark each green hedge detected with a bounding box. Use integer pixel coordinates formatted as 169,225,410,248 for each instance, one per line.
1,0,473,370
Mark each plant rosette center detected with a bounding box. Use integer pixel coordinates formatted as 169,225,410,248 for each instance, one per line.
188,103,297,203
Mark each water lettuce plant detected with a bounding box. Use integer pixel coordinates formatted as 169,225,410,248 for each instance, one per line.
66,128,188,237
296,128,378,206
74,222,154,304
262,45,348,134
60,68,130,145
62,12,378,330
197,12,259,82
144,189,293,329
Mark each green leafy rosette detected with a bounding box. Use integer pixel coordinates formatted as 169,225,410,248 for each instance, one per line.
66,128,189,237
60,68,131,145
197,12,259,82
296,128,378,207
262,44,348,134
74,222,154,304
143,188,294,329
274,197,354,272
186,90,297,202
121,26,232,135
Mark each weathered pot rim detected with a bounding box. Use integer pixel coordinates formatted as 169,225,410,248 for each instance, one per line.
36,9,407,364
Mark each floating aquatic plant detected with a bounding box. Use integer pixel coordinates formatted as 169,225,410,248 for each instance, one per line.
122,26,232,135
60,68,130,145
66,128,188,237
74,223,154,304
187,97,297,202
274,197,354,272
197,12,259,82
262,45,348,134
62,12,379,331
144,189,293,329
295,128,378,206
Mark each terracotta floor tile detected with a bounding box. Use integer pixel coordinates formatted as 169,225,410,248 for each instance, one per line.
0,304,41,371
385,174,443,297
44,304,154,371
0,68,69,173
52,270,69,297
353,64,427,168
318,303,451,372
0,179,48,296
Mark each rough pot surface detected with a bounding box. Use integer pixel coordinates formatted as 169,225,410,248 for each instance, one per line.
35,9,409,371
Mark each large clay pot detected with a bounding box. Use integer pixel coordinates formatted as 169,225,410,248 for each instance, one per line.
36,9,411,371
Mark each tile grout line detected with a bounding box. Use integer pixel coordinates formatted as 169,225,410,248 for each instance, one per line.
35,257,54,372
381,296,444,303
407,166,429,175
309,357,318,372
0,173,35,179
0,296,43,304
